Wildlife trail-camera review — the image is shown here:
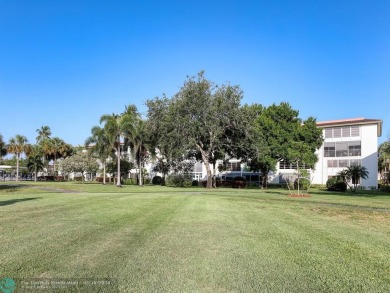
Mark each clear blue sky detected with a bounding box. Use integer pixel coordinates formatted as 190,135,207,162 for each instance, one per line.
1,0,389,146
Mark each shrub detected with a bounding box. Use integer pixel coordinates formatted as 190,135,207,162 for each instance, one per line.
152,176,163,185
294,178,310,190
379,185,390,192
192,180,199,187
326,178,347,192
144,178,151,185
232,176,246,188
166,174,192,187
96,177,110,183
123,178,137,185
310,184,326,189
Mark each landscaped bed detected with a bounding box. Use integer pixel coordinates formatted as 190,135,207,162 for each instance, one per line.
1,182,389,292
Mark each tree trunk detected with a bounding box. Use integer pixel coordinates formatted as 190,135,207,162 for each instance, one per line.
297,161,300,196
261,172,268,189
16,153,20,182
138,157,143,186
116,143,121,187
103,163,106,185
34,166,37,182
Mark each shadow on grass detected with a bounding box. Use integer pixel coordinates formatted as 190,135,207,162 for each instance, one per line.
0,184,27,192
0,197,41,206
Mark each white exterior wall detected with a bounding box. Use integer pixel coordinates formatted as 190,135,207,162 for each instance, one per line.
360,124,378,187
305,123,379,187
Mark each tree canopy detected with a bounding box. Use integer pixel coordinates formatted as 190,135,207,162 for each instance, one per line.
146,72,247,188
245,102,323,187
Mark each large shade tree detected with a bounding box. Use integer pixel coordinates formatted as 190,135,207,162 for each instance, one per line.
100,105,139,187
146,72,247,188
7,135,31,181
60,152,99,183
245,103,323,188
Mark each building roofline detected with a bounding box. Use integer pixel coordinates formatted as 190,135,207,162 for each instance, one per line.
316,117,383,137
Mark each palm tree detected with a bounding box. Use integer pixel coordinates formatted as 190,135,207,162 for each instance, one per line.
7,135,30,181
338,165,369,192
128,119,151,186
347,165,369,192
27,154,44,181
85,126,112,185
0,133,7,158
100,105,139,187
42,137,73,175
36,125,52,144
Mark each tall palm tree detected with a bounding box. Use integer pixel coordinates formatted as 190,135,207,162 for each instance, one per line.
100,105,139,187
36,125,52,144
27,151,44,182
85,126,112,185
128,119,151,186
7,135,30,181
42,137,73,175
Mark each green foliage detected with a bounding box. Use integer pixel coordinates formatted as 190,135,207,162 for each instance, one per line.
378,141,390,184
0,133,7,157
245,103,323,188
99,104,140,186
326,178,347,192
152,176,163,185
60,152,99,182
337,165,369,192
294,178,310,190
106,159,134,179
123,178,137,185
379,184,390,192
165,174,193,187
146,72,247,188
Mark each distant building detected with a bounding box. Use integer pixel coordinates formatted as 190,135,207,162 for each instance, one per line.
275,117,383,188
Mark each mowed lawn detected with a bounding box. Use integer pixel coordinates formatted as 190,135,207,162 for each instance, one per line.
0,182,389,292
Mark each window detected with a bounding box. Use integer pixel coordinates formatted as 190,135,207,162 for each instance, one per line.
327,160,338,167
324,126,360,138
348,141,361,156
279,160,307,169
342,127,351,137
227,161,241,171
325,129,333,138
336,142,348,157
350,159,361,166
333,128,342,138
324,142,335,157
351,126,360,137
338,160,349,167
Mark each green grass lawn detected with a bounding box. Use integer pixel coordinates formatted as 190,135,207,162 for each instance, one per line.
0,182,389,292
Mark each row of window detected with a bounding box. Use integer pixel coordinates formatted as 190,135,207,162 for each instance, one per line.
327,159,361,168
324,141,361,157
279,161,309,170
324,126,360,139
